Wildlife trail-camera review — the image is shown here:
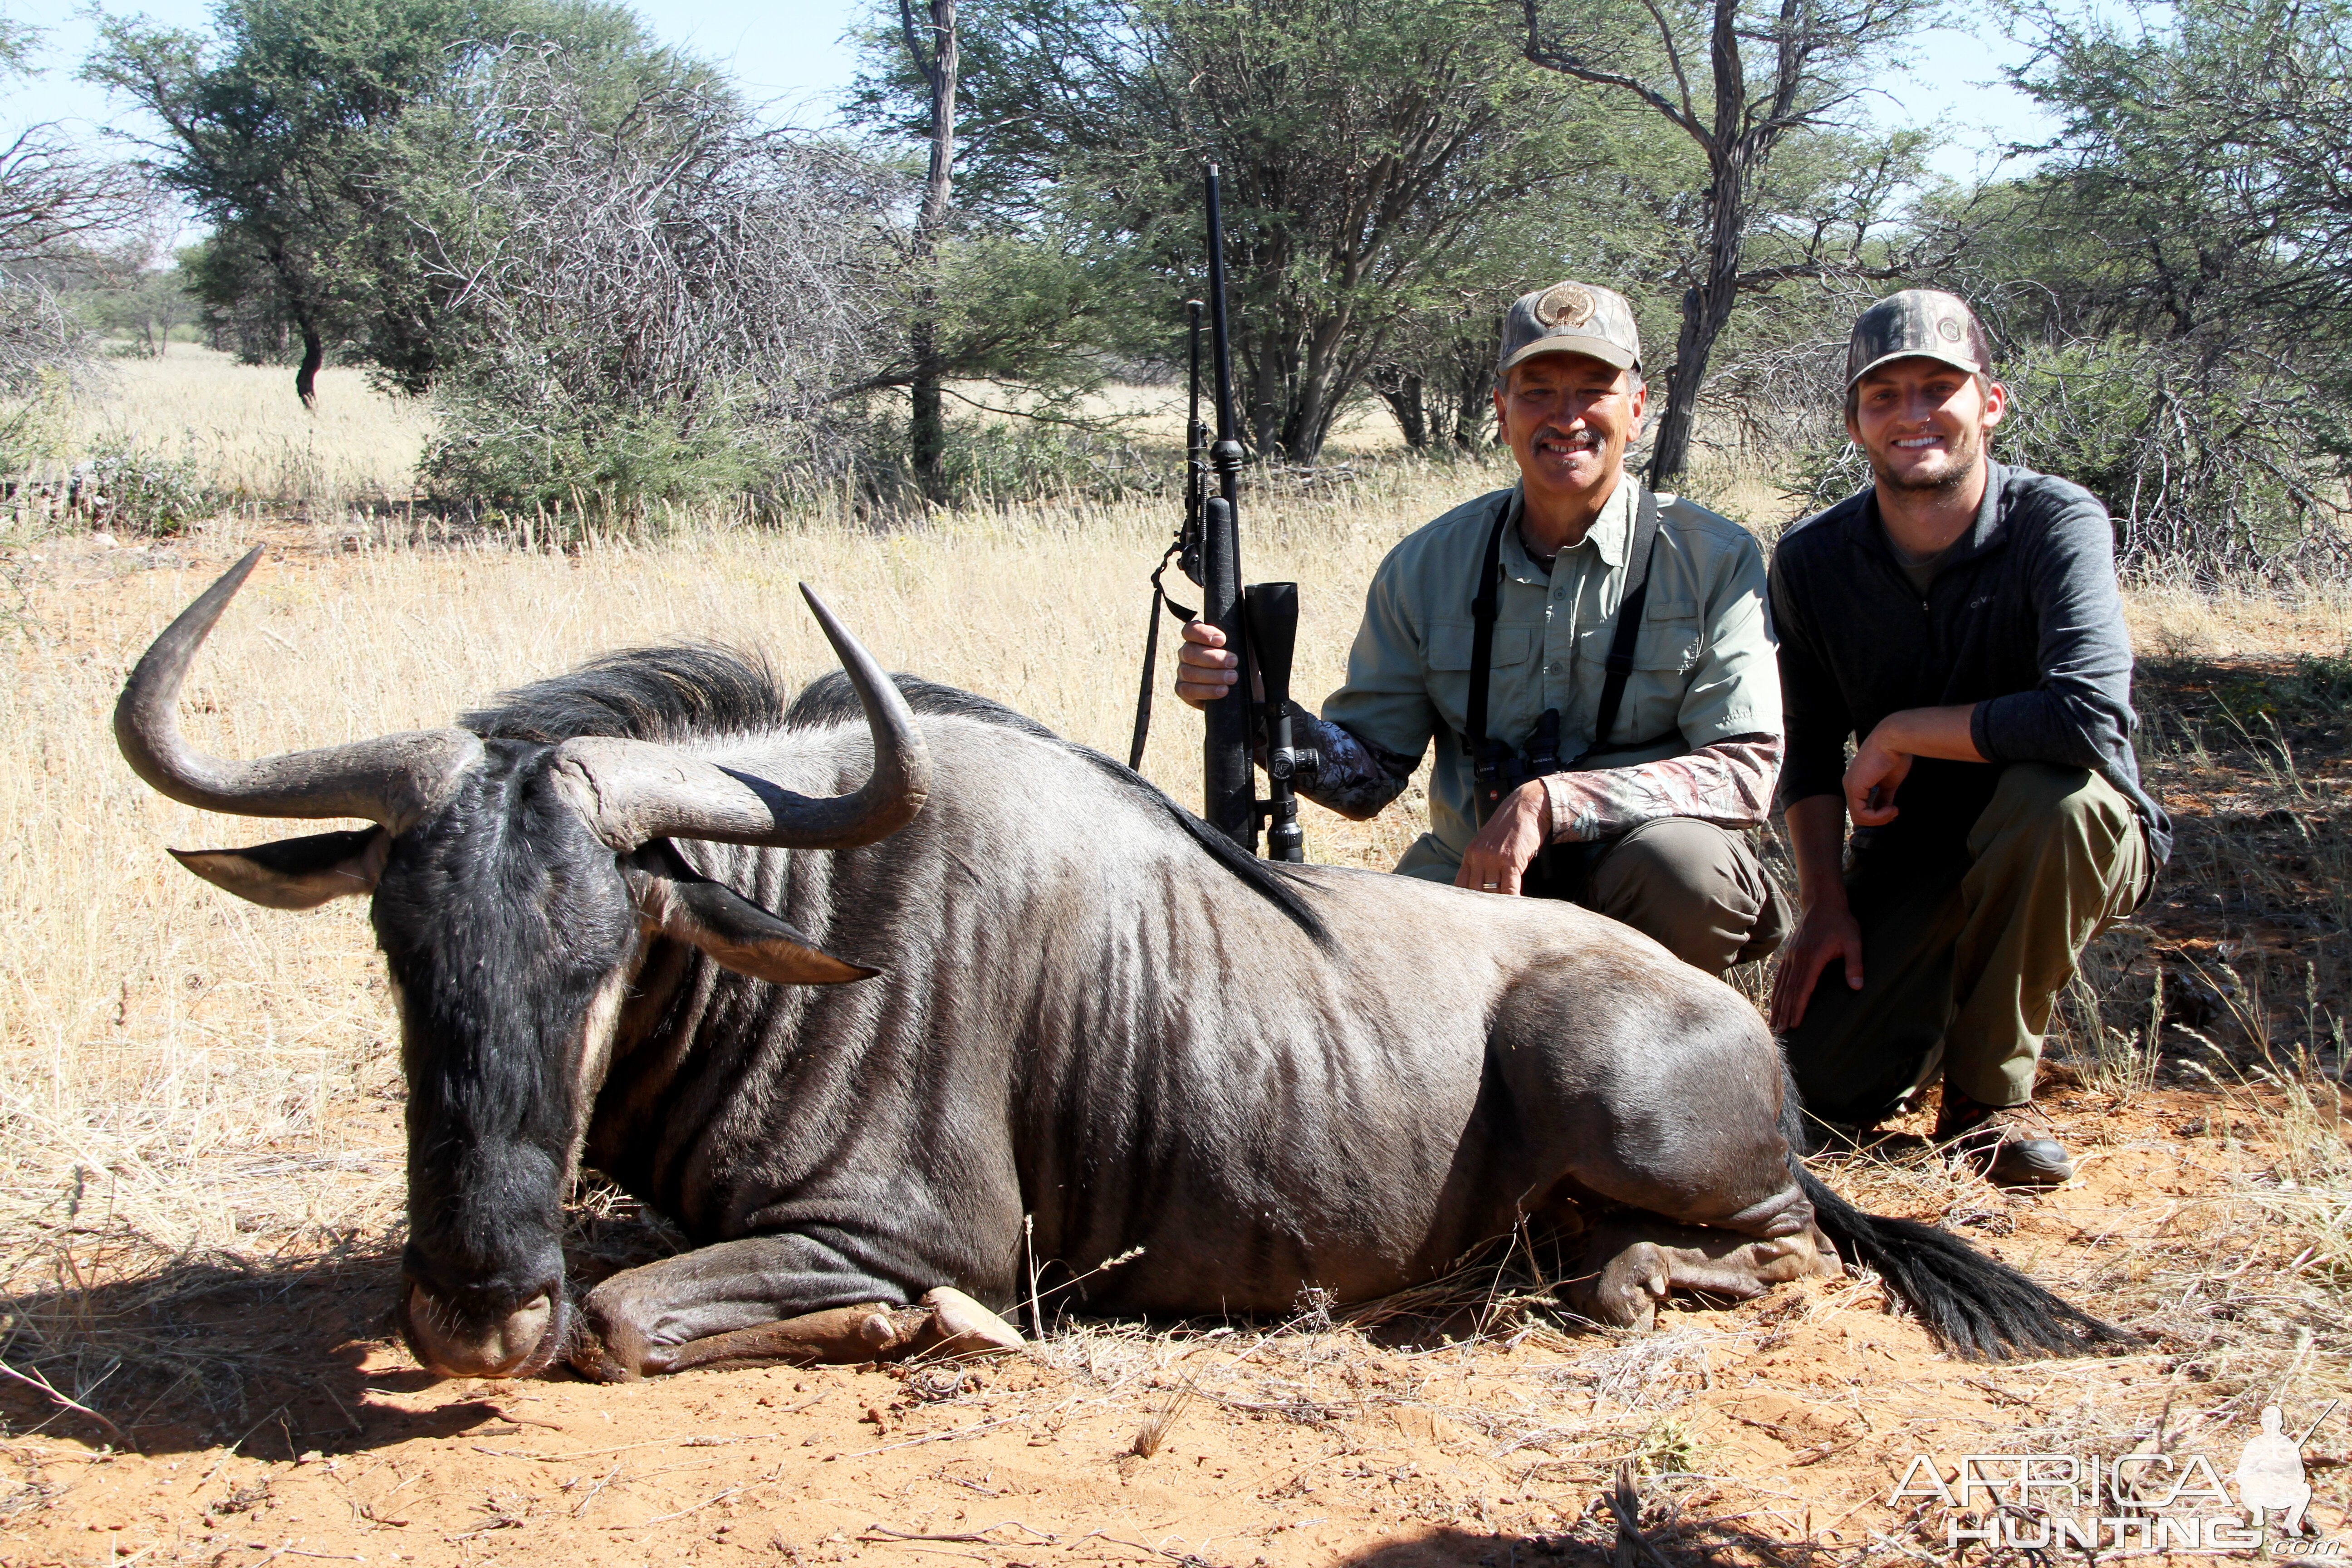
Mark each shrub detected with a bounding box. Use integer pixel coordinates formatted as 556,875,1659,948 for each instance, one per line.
81,436,213,535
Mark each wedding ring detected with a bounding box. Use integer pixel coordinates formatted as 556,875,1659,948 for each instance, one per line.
1481,881,1499,891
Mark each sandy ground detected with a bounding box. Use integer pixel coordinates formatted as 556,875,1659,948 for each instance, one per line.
2,1089,2342,1568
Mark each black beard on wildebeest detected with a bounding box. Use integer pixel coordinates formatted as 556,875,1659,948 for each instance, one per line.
377,744,643,1376
116,549,2132,1381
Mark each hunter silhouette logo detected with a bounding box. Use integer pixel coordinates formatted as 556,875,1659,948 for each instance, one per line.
1891,1400,2342,1553
2237,1405,2318,1536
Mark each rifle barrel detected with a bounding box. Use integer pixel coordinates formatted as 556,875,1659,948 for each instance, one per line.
1198,163,1254,850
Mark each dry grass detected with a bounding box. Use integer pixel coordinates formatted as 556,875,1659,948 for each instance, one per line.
44,346,436,509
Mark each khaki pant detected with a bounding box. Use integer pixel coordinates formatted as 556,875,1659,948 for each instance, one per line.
1396,820,1787,975
1782,763,2151,1125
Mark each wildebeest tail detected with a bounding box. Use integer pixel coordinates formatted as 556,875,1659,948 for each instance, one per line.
1777,1062,2132,1360
1792,1162,2131,1359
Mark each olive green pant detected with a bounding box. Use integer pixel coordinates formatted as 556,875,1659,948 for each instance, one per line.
1783,764,2151,1127
1398,819,1787,975
1558,818,1788,976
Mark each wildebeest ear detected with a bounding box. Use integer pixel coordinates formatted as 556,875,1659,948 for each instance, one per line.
626,848,877,986
169,827,390,910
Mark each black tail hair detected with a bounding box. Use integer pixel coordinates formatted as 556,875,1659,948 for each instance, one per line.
1780,1066,2134,1360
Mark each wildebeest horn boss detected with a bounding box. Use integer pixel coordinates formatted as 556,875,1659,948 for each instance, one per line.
118,552,2127,1381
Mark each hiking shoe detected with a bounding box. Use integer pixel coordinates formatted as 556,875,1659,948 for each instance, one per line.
1936,1089,2075,1187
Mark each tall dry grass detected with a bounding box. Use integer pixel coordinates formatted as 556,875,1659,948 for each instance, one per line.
60,347,435,507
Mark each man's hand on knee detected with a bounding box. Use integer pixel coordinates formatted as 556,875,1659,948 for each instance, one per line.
1174,619,1240,710
1844,705,1985,826
1457,781,1547,895
1768,898,1864,1031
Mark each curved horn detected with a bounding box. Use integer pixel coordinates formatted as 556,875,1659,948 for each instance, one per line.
114,547,482,830
549,583,931,852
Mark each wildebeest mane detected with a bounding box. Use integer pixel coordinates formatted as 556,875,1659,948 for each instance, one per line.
463,644,789,744
461,648,1328,948
792,669,1331,950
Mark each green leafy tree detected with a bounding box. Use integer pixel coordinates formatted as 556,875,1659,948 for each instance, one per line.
84,0,679,407
1943,0,2352,577
1520,0,1948,481
859,0,1608,464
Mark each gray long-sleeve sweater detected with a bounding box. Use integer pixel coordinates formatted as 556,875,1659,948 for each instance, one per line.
1769,461,2171,867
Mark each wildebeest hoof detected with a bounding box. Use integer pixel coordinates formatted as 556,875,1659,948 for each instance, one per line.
1563,1242,1668,1331
569,1311,650,1384
909,1287,1026,1359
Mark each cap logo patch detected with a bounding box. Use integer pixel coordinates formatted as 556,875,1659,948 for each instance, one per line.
1536,283,1595,328
1937,317,1965,343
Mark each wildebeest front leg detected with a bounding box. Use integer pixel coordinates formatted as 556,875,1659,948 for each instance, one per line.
570,1237,1024,1382
1560,1216,1838,1333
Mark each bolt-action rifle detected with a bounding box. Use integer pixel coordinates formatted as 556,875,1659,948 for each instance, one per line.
1127,163,1316,861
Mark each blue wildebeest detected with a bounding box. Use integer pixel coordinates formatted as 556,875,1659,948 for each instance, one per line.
118,550,2122,1381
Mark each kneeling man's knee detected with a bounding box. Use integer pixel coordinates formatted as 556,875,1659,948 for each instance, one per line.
1976,763,2134,854
1587,819,1777,972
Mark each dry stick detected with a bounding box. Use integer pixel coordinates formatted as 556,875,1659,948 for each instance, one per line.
471,1427,795,1463
839,1412,1026,1458
603,1482,746,1529
568,1458,624,1520
1082,1528,1214,1563
0,1355,133,1450
862,1521,1059,1544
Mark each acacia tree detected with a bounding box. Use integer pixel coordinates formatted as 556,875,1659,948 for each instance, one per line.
84,0,681,407
1962,0,2352,577
86,0,500,405
865,0,1603,463
1520,0,1939,480
419,46,905,509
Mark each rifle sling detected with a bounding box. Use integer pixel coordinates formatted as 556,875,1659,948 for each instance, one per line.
1465,486,1665,774
1129,542,1199,772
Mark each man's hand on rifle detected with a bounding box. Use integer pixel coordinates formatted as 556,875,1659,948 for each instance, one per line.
1456,780,1548,896
1174,619,1241,710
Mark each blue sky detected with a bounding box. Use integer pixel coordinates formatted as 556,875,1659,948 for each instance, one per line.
14,0,2056,202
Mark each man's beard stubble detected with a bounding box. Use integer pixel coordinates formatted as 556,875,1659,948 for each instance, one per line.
1866,419,1984,494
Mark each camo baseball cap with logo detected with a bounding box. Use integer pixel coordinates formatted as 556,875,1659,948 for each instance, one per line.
1497,280,1642,376
1845,289,1994,388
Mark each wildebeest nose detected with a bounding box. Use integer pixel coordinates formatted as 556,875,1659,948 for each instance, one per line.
404,1283,558,1379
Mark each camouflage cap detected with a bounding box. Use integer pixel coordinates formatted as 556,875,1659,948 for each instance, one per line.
1498,280,1642,376
1846,289,1993,388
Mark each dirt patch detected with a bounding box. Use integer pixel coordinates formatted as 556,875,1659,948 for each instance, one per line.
2,1088,2344,1567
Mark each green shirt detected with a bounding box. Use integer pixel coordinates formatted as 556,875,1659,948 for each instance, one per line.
1320,477,1780,880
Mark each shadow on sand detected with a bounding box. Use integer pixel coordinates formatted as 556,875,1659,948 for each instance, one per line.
1336,1476,1842,1567
0,1204,677,1459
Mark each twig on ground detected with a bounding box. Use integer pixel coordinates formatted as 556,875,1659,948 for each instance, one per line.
0,1355,135,1450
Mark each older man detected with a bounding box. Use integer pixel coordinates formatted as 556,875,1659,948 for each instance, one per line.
1176,280,1785,975
1768,290,2170,1185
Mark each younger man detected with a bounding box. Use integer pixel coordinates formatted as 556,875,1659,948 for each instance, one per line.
1768,290,2170,1186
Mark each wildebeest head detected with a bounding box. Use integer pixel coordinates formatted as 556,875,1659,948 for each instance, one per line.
114,549,929,1380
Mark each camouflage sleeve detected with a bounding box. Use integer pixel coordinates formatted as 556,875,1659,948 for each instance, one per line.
1541,734,1782,844
1285,705,1419,821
